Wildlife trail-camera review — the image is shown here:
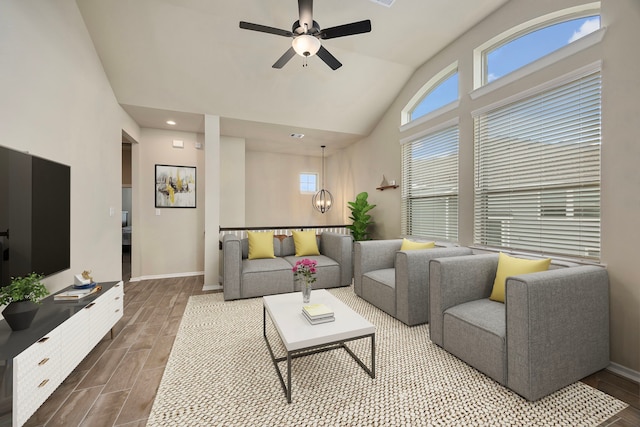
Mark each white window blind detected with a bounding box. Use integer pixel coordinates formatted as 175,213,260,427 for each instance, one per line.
474,71,601,259
401,125,459,241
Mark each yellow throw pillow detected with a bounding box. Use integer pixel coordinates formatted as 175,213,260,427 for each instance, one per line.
400,238,435,251
292,230,320,257
490,252,551,303
247,231,275,260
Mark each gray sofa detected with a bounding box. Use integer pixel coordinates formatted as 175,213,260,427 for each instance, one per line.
222,231,353,300
353,239,473,326
429,253,610,401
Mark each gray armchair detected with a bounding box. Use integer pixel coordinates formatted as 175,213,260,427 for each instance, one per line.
429,253,610,401
353,239,472,326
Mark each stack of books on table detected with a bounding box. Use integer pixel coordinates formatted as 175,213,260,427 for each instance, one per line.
302,303,335,325
54,283,101,301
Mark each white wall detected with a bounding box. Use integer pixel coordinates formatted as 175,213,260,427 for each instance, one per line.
0,0,138,302
245,151,334,227
132,128,205,279
599,0,640,376
220,136,246,227
338,0,640,374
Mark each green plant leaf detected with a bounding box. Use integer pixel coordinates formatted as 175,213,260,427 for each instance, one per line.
347,192,376,241
0,272,48,305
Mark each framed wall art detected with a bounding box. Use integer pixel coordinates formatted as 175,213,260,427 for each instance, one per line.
155,164,196,208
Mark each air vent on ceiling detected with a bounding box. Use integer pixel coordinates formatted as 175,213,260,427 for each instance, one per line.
369,0,395,7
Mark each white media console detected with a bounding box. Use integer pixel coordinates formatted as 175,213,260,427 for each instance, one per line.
0,281,124,427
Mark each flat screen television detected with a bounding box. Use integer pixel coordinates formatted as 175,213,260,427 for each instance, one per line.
0,145,71,288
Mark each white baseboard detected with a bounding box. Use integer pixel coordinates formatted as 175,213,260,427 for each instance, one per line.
129,271,204,282
607,362,640,384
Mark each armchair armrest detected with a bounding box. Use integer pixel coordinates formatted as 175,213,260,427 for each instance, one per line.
506,265,609,401
395,246,473,326
429,253,498,346
353,239,402,295
222,234,242,300
320,232,353,287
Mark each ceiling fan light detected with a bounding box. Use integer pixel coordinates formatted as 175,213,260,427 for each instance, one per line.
292,34,321,57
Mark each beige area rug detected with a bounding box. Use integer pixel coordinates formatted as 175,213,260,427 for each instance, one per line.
147,287,626,426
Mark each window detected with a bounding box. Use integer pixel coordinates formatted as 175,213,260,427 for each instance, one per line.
299,173,317,193
401,63,458,126
401,124,459,241
410,72,459,122
474,70,601,259
484,16,600,84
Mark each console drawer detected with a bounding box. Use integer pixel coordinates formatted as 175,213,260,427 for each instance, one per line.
13,331,61,426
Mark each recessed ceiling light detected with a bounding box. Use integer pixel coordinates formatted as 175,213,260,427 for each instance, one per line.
166,120,176,126
370,0,395,6
290,133,305,139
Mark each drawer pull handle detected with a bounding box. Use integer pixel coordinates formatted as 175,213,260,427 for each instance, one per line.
85,302,96,309
38,379,49,388
38,337,50,344
115,309,120,313
115,284,121,287
38,358,49,366
115,296,120,300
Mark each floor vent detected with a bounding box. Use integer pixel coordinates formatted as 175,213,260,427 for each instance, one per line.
370,0,395,7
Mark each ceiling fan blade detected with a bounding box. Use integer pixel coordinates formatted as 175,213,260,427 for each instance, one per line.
316,46,342,70
320,20,372,40
272,47,296,69
239,21,293,37
298,0,314,30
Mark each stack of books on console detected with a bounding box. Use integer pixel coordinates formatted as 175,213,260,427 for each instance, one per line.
302,303,335,325
54,282,100,301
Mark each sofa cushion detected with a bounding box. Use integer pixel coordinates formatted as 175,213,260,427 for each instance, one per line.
241,257,293,298
360,268,396,317
363,268,396,288
284,255,340,289
280,236,295,256
490,253,550,302
292,230,320,256
247,231,276,260
400,238,435,251
443,298,507,384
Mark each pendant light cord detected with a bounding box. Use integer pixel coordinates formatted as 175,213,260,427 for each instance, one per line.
321,145,326,189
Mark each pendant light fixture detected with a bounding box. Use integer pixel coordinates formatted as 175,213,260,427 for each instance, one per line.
313,145,333,213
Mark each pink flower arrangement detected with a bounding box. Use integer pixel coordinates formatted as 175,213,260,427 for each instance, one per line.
292,258,317,284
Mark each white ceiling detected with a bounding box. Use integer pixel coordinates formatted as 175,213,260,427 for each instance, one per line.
77,0,510,155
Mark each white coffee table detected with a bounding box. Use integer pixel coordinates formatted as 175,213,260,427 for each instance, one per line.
263,289,376,403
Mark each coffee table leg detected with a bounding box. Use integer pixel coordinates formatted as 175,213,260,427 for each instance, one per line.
371,334,376,379
287,352,292,403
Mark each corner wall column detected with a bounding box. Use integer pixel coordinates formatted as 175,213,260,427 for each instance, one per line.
204,114,221,290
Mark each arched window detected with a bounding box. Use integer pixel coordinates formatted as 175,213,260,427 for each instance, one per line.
410,72,458,121
483,15,600,84
401,63,458,126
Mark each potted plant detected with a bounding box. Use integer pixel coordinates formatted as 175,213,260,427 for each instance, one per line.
346,192,376,241
0,272,49,331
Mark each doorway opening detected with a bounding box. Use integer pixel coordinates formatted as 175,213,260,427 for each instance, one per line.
122,135,133,282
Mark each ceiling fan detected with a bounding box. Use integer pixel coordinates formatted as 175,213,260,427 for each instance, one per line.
239,0,372,70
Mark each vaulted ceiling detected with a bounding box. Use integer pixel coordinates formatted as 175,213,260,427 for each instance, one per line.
77,0,509,155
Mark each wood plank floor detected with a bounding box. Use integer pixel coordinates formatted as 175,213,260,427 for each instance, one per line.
23,276,639,427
